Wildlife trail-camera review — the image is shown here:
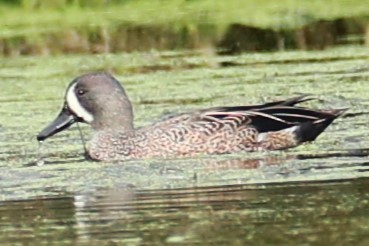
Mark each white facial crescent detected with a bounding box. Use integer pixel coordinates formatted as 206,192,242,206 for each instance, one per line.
66,83,94,123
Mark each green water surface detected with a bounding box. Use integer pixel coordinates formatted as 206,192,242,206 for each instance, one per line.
0,46,369,244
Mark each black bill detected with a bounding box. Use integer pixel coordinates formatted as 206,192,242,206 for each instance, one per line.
37,104,77,141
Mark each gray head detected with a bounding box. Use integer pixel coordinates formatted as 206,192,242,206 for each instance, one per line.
37,72,134,141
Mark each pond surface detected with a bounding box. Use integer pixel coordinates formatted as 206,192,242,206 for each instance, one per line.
0,46,369,244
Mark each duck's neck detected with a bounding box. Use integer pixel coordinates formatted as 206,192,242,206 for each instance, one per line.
91,98,134,132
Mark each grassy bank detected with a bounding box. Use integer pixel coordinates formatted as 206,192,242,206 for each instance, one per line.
2,0,369,29
0,0,368,55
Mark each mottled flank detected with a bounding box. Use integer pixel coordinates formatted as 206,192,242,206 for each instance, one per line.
37,73,345,161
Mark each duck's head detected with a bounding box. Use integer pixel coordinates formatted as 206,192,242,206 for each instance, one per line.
37,72,134,142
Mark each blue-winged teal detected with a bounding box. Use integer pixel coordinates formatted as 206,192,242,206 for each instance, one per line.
37,72,345,161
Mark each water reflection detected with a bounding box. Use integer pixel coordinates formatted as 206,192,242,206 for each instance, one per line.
2,138,369,243
2,150,369,202
1,178,369,244
202,155,294,170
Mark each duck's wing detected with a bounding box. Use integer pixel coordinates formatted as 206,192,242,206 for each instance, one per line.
156,95,345,144
157,95,312,124
197,105,345,143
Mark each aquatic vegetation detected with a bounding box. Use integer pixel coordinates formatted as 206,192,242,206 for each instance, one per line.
0,43,369,245
0,46,368,198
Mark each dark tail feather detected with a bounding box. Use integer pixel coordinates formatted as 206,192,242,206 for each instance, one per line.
258,94,314,108
294,109,347,143
217,94,314,112
277,94,314,107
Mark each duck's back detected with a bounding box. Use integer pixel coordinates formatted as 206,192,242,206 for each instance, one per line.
86,109,300,161
86,95,345,161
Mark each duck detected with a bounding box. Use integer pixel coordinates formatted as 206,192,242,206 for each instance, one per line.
37,72,345,161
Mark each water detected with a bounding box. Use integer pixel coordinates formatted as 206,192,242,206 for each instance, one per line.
1,179,369,244
1,47,369,244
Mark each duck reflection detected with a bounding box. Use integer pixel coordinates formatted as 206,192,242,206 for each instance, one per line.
2,170,369,244
201,155,294,170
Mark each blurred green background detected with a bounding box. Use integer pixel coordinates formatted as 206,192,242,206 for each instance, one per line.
1,0,368,55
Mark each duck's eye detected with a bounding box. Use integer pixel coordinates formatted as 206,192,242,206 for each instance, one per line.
77,89,86,96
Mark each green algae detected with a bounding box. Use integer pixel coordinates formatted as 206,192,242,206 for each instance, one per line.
0,45,368,201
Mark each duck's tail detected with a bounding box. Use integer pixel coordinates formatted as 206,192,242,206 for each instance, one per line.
294,108,347,143
257,108,347,150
